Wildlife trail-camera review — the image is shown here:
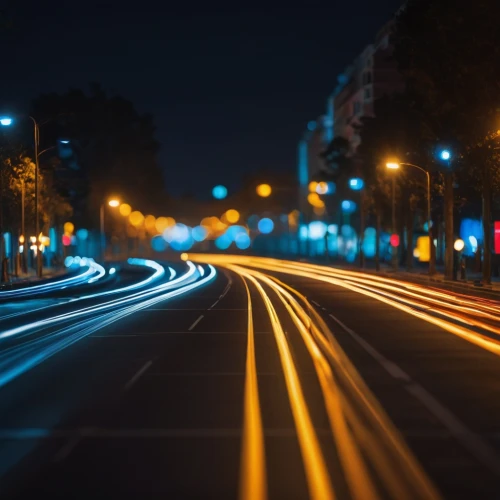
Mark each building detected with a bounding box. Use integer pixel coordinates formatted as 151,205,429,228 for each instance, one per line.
327,21,403,154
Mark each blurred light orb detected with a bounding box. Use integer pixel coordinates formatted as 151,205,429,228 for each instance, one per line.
62,234,72,246
76,228,88,241
180,253,189,261
308,221,327,240
226,225,247,241
119,203,132,217
192,225,208,242
215,234,232,250
390,234,400,247
440,149,451,161
64,256,74,267
328,224,338,235
144,215,157,234
235,232,251,250
349,178,364,190
341,200,357,213
109,267,116,275
163,223,190,243
469,235,478,252
129,211,145,227
256,184,272,197
151,235,167,252
0,117,13,126
225,209,240,224
155,216,175,233
212,185,228,199
308,181,318,193
316,181,328,195
258,218,274,234
313,206,325,216
108,199,120,207
454,238,465,251
63,222,74,234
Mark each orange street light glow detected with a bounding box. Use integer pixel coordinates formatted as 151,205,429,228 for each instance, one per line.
256,184,272,197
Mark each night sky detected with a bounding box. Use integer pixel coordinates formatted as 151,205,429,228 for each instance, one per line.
1,1,403,198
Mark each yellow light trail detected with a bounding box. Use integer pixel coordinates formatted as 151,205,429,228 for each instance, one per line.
229,265,335,500
192,255,500,357
239,276,267,500
232,265,441,500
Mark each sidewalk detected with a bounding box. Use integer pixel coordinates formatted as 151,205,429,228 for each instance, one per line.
0,268,67,290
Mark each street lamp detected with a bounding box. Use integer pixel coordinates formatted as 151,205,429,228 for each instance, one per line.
100,198,120,261
1,115,44,276
386,160,434,274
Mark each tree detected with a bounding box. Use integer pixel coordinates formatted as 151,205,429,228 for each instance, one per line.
393,0,500,282
31,84,167,228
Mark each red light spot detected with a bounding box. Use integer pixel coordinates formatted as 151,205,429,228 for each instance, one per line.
62,235,71,246
390,234,400,247
495,222,500,254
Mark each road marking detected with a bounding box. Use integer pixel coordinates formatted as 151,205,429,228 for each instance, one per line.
53,435,81,462
310,300,321,307
90,335,139,338
328,312,500,476
123,360,153,392
209,299,219,309
188,315,204,331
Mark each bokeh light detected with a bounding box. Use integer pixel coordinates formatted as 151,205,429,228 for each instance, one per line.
258,218,274,234
76,228,88,241
192,225,208,242
341,200,357,213
155,216,175,233
119,203,132,217
235,232,251,250
308,221,327,240
212,185,228,199
63,222,74,234
151,235,167,252
349,178,364,190
316,181,328,195
144,215,157,234
225,209,240,224
108,199,120,207
215,233,232,250
256,184,272,197
129,211,145,227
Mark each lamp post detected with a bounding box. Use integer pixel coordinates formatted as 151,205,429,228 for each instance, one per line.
386,161,435,275
1,115,44,276
100,198,120,261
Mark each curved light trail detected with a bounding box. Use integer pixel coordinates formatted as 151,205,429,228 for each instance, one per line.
189,254,449,499
0,262,215,388
0,258,105,298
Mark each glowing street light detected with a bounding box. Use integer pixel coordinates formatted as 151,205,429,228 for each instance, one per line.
0,117,13,126
100,197,121,260
386,159,433,274
454,239,465,252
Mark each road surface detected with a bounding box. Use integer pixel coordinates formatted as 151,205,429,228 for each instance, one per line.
1,255,500,499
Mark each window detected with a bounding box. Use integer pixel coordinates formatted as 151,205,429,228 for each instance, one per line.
364,88,371,100
362,72,372,85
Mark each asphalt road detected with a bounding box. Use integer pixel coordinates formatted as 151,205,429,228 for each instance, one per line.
1,256,500,499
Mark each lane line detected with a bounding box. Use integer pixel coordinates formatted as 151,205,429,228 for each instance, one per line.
310,300,321,307
328,312,500,476
239,275,267,500
188,315,204,331
209,300,220,309
123,360,153,392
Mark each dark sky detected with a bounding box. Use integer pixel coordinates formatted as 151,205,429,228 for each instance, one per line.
1,1,402,198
